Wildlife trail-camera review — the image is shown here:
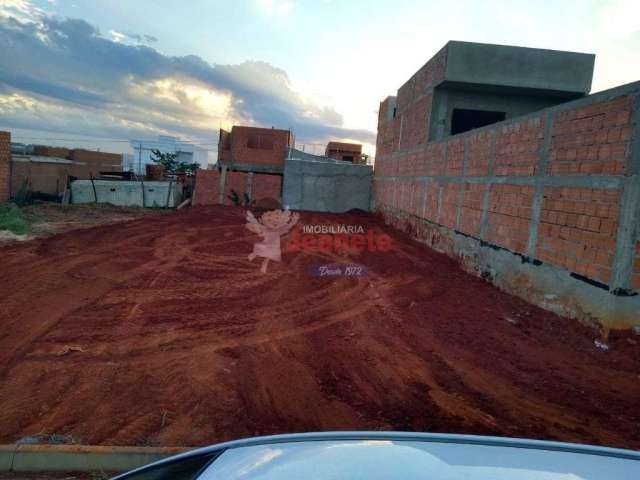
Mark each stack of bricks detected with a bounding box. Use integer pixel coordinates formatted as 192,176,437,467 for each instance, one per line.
374,83,639,296
0,131,10,202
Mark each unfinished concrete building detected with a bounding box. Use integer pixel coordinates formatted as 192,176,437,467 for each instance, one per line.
374,41,640,328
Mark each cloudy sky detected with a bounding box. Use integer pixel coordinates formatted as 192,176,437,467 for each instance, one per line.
1,0,639,159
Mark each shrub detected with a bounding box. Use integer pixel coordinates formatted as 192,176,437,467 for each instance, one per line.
0,203,34,235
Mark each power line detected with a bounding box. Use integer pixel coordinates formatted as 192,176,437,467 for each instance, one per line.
10,135,219,146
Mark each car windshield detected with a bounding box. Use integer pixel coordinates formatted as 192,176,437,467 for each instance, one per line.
199,440,640,480
1,1,639,479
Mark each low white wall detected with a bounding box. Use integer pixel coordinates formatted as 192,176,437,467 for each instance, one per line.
71,180,181,207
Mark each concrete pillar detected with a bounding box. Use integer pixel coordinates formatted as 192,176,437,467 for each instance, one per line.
218,165,228,205
526,110,554,257
609,93,640,294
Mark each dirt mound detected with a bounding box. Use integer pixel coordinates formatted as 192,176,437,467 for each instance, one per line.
0,206,639,448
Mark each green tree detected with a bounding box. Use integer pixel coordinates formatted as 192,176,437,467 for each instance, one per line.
151,149,199,175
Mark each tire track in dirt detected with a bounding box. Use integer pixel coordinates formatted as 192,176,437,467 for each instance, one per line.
0,206,639,447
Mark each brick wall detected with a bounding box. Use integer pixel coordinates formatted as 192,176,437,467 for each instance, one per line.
377,46,447,157
0,131,9,202
218,126,291,168
374,81,640,325
486,184,534,254
458,183,484,236
33,145,71,158
537,187,619,283
252,173,282,202
193,170,221,205
193,169,282,206
633,240,640,291
548,96,632,176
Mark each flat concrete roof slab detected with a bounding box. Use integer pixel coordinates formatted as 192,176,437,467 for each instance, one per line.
443,41,595,95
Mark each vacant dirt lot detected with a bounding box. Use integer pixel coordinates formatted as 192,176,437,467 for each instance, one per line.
0,202,164,244
0,206,639,449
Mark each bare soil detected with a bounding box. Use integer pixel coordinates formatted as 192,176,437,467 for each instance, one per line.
0,206,639,449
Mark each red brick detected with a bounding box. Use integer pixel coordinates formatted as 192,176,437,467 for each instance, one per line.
0,131,10,202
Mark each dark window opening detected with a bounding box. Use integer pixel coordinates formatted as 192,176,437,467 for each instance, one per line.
392,107,397,118
247,134,274,150
342,155,354,162
451,108,506,135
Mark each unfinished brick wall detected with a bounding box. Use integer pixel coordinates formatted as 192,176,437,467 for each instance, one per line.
537,187,620,284
193,169,282,206
218,127,291,169
634,240,640,291
251,174,282,202
0,131,10,202
376,46,447,156
548,96,632,175
193,170,221,205
374,82,640,326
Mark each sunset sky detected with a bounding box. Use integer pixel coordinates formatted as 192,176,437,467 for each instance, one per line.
1,0,639,159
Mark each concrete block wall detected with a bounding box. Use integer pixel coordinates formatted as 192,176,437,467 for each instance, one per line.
282,159,372,213
373,81,640,328
0,131,10,202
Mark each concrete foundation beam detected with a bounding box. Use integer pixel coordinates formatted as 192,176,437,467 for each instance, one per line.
0,444,187,473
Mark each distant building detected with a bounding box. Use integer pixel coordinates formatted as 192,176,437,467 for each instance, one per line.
10,144,122,198
127,135,209,175
217,126,293,173
325,142,368,165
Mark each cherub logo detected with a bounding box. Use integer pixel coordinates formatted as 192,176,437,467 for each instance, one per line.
246,209,300,273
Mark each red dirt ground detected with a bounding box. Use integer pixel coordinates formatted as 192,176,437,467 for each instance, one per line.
0,206,639,449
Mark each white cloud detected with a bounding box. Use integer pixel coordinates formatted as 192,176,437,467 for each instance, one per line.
0,0,44,22
109,30,125,43
257,0,295,16
0,3,374,148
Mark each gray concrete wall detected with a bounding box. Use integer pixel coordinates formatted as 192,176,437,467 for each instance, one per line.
429,87,564,141
444,41,595,94
283,159,372,212
71,180,181,207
